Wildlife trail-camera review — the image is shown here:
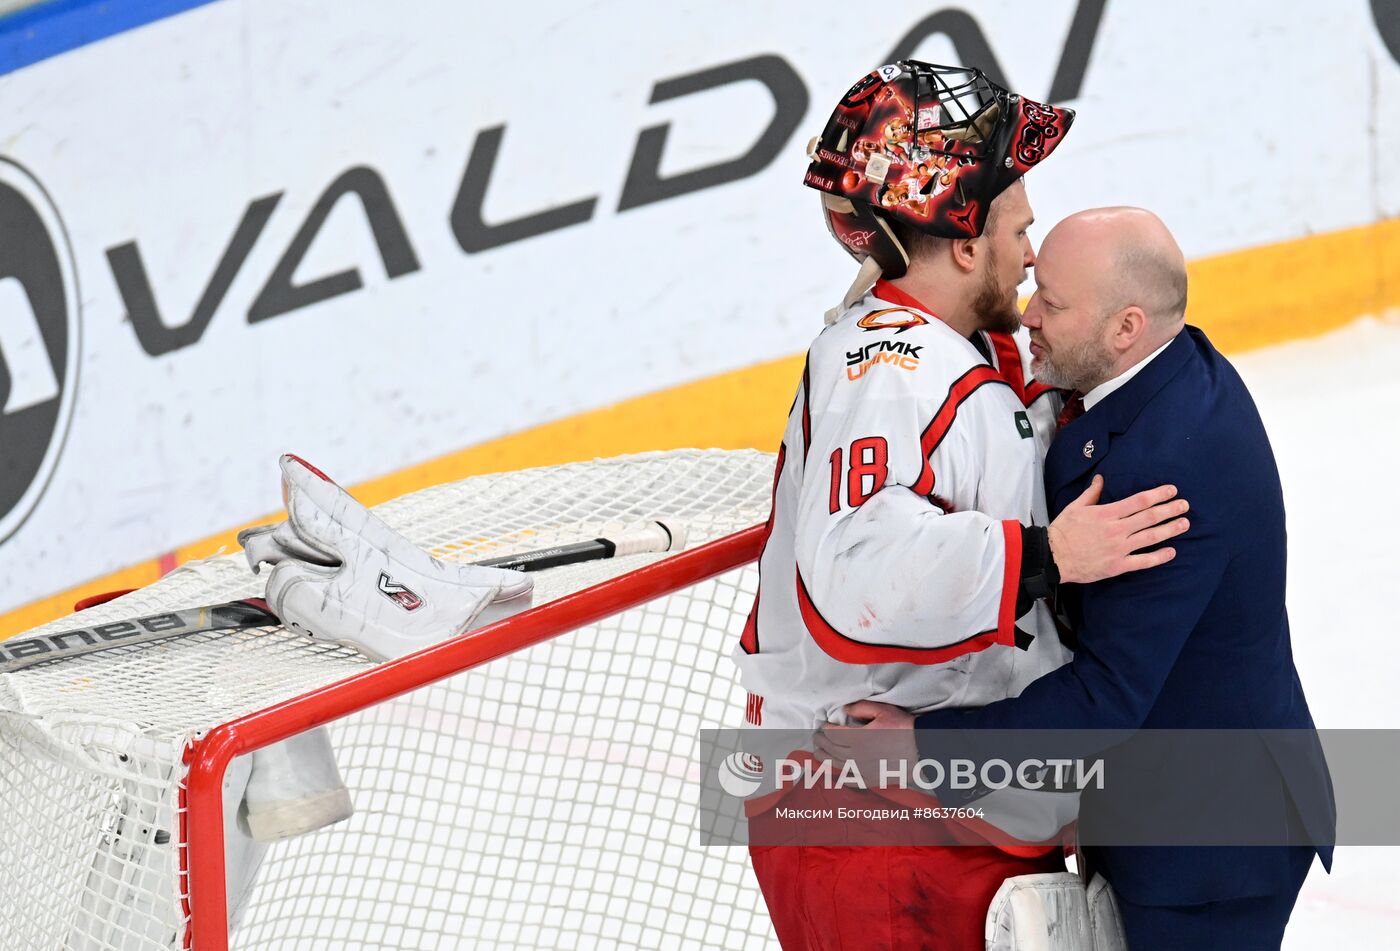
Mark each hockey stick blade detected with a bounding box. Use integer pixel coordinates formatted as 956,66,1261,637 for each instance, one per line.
0,520,689,674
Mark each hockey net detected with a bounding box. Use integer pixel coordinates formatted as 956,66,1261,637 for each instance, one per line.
0,449,776,950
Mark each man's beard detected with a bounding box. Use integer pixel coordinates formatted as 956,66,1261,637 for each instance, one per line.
1031,331,1118,391
970,250,1022,335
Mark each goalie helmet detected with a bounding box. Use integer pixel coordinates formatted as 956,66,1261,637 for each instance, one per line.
804,61,1075,278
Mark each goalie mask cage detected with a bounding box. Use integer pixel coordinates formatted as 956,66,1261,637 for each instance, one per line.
0,450,777,950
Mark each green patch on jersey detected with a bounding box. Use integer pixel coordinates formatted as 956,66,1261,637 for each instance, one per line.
1014,411,1033,439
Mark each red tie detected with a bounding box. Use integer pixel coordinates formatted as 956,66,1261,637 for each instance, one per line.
1056,392,1085,430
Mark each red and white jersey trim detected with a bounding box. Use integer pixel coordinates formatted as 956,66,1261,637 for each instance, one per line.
733,282,1068,731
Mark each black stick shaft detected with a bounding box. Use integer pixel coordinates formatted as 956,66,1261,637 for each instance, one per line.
474,538,616,572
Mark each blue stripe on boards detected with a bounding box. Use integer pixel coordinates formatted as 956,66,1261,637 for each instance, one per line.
0,0,223,76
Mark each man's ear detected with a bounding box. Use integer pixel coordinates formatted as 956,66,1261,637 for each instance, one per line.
950,236,980,274
1110,306,1148,354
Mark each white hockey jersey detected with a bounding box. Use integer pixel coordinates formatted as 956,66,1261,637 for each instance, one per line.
735,280,1068,732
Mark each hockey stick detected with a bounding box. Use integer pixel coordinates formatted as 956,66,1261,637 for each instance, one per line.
473,519,684,571
0,520,687,675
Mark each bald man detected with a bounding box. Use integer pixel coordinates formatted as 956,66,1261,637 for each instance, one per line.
1024,207,1187,406
831,208,1334,950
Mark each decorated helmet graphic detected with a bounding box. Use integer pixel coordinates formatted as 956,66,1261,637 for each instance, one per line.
804,61,1075,277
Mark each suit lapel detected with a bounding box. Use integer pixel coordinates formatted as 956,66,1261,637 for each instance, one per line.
1046,412,1113,509
1045,328,1197,515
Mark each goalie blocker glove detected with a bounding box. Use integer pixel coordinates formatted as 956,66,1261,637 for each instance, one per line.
238,454,534,662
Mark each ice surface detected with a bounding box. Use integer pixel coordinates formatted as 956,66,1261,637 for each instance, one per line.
1234,313,1400,946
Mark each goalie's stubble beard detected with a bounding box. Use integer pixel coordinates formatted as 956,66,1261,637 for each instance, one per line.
971,240,1024,336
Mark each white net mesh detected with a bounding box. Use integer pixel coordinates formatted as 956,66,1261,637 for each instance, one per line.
0,450,778,950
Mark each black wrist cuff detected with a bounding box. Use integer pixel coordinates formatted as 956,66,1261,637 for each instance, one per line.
1016,525,1060,615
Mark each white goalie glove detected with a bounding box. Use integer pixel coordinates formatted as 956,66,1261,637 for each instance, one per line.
238,454,534,662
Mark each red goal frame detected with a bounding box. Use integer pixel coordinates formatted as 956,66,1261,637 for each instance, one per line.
179,524,765,950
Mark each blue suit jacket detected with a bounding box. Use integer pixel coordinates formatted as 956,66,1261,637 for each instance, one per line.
916,327,1334,906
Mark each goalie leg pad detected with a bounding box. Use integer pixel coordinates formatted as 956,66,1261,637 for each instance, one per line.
243,726,354,843
1086,873,1127,951
985,872,1095,951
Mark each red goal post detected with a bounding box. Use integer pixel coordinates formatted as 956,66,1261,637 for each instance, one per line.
0,450,776,950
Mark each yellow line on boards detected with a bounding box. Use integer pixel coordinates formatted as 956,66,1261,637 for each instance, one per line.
2,214,1397,637
1190,216,1400,353
0,353,804,637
